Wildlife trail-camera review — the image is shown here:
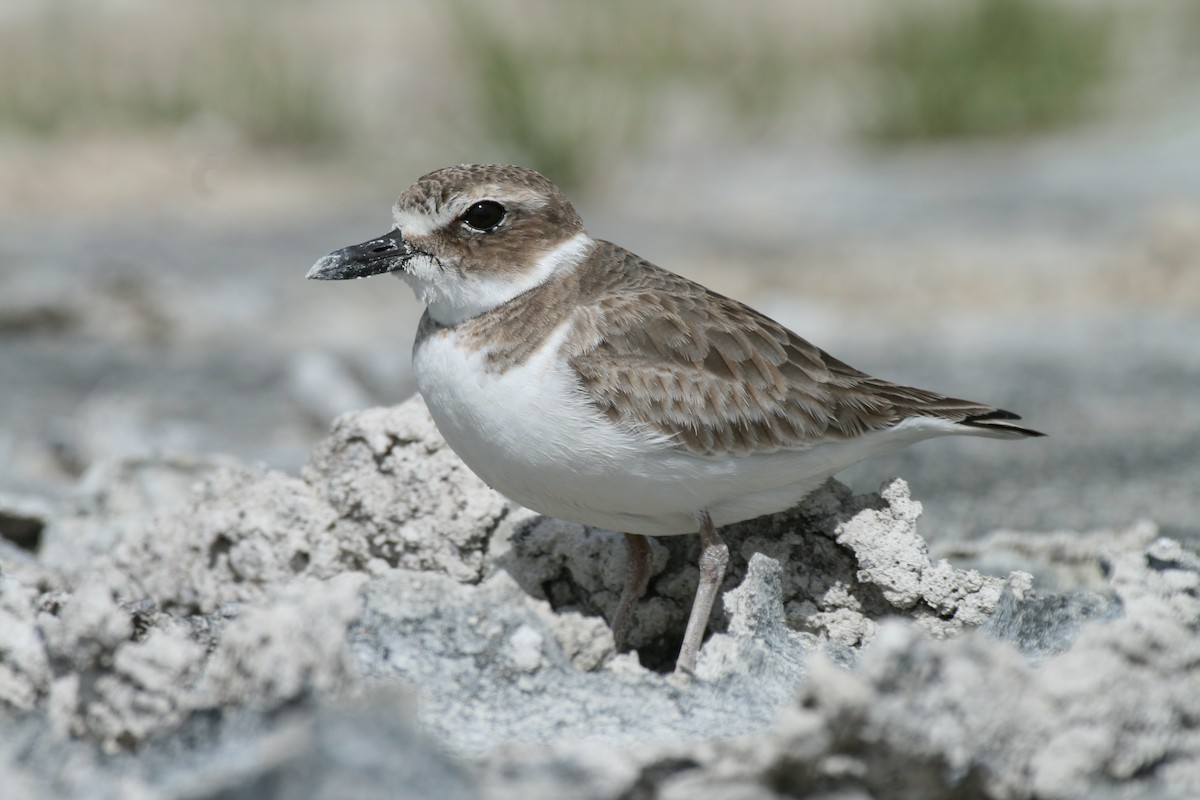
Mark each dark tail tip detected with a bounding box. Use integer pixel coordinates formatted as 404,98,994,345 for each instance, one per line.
961,408,1046,438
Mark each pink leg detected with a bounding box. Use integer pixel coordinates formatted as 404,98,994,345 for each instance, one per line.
676,511,728,673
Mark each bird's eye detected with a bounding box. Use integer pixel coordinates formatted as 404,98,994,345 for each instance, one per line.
460,200,506,233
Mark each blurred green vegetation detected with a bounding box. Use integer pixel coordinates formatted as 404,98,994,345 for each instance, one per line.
443,0,802,189
0,0,1194,188
0,3,342,150
864,0,1115,141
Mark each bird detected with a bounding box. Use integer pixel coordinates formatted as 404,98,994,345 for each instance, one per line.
307,164,1043,673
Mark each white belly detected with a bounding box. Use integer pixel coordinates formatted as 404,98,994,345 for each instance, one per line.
414,323,959,535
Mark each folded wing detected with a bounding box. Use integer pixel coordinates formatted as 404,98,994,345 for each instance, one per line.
568,243,1042,457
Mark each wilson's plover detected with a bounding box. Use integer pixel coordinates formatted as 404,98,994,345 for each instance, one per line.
308,164,1043,673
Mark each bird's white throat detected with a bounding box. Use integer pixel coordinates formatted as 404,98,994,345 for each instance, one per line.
400,231,594,326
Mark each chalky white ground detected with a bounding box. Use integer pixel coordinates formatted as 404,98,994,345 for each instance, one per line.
0,396,1196,800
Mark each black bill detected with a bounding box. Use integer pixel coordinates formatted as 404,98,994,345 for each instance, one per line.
306,229,413,280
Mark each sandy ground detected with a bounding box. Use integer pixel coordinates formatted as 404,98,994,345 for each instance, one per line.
0,397,1196,799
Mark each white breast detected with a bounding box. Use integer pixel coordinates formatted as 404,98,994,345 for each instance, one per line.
414,321,680,531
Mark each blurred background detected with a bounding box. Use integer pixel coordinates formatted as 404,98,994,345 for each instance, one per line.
1,0,1198,552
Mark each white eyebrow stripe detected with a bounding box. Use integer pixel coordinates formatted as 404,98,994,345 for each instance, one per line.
394,206,454,238
393,183,552,239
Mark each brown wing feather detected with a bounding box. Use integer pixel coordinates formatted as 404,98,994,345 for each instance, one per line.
567,242,1041,456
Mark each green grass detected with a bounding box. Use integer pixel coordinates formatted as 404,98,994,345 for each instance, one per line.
0,4,343,151
864,0,1115,141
